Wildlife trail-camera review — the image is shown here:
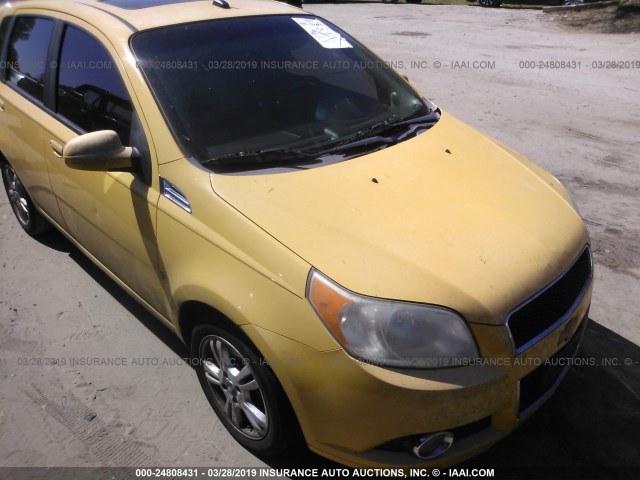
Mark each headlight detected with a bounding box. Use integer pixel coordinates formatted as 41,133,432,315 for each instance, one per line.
307,271,479,368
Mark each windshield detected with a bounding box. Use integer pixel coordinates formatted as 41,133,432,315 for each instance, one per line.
131,15,436,170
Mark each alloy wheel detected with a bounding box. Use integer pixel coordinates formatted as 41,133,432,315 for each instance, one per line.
4,165,30,227
199,335,269,440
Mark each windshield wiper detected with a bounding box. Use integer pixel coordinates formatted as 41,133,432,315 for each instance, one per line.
202,147,321,171
202,111,440,170
322,111,440,155
322,134,399,155
354,111,440,141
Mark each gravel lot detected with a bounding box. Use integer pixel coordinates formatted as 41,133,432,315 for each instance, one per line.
1,4,639,476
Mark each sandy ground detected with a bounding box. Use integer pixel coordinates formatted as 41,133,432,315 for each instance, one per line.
1,4,639,476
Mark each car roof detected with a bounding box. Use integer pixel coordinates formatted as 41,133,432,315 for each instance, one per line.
2,0,301,32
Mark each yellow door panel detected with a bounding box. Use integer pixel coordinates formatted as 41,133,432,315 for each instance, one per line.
0,87,63,222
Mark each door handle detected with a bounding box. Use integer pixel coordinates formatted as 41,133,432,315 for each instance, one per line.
49,139,64,158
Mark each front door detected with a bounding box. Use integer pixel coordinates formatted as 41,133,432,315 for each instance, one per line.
44,21,169,318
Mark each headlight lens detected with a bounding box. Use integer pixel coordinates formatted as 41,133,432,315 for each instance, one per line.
308,271,479,368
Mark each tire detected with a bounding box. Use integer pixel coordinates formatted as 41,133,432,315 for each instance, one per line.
478,0,501,6
1,162,51,236
382,0,400,4
191,324,299,457
406,0,422,3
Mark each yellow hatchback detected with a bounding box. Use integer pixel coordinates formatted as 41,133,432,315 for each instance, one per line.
0,0,592,469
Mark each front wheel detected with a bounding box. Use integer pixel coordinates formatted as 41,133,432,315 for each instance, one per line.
191,324,298,456
1,162,50,236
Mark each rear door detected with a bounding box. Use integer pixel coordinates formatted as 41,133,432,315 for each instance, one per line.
0,15,63,226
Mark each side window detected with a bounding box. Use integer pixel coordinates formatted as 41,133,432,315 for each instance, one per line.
57,25,133,145
0,16,12,57
6,16,54,102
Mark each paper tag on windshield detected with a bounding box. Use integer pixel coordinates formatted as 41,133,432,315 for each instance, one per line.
293,18,353,49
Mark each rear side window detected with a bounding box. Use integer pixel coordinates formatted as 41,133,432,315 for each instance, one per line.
57,25,133,144
6,16,54,102
0,16,12,58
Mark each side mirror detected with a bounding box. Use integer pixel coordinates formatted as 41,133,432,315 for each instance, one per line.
64,130,133,171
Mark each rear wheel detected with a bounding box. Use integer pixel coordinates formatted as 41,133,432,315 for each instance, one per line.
1,162,50,236
191,324,298,456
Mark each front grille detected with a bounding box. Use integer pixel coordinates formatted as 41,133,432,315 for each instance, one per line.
507,247,592,353
518,314,587,416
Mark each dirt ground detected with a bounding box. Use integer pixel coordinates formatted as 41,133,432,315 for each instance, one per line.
550,4,640,33
1,4,639,476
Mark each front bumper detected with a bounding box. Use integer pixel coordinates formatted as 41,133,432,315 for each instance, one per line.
243,280,592,469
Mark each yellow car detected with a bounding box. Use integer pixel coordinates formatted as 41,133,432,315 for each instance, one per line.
0,0,592,469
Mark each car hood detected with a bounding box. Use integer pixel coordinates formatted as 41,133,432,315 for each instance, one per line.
210,112,589,325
